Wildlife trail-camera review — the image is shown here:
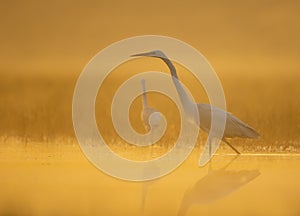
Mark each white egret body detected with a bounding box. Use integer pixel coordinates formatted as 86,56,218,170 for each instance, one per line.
133,51,259,154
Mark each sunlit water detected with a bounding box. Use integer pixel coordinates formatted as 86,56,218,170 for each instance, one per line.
0,141,300,216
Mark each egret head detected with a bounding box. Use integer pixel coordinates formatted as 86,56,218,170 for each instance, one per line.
131,50,168,59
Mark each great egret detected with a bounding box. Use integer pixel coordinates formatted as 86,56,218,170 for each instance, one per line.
141,79,162,132
132,50,259,154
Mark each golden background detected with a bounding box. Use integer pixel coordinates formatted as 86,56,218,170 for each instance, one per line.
1,0,299,144
0,1,300,215
1,0,299,75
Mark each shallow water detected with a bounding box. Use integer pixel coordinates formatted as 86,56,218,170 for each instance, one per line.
0,142,300,216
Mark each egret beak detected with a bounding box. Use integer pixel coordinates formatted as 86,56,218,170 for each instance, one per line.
130,51,153,57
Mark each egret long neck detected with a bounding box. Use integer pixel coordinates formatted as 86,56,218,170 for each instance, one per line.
162,58,178,79
162,58,195,114
141,80,148,107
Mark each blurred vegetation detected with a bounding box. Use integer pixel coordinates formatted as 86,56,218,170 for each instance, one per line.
0,74,76,141
0,64,299,152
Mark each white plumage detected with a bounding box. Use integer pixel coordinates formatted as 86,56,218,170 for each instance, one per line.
132,50,259,154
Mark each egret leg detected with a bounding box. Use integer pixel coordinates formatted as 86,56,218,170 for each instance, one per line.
222,138,241,154
208,137,212,158
220,154,239,170
208,158,213,172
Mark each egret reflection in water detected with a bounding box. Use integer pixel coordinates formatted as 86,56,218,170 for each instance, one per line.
140,164,161,215
177,157,260,216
